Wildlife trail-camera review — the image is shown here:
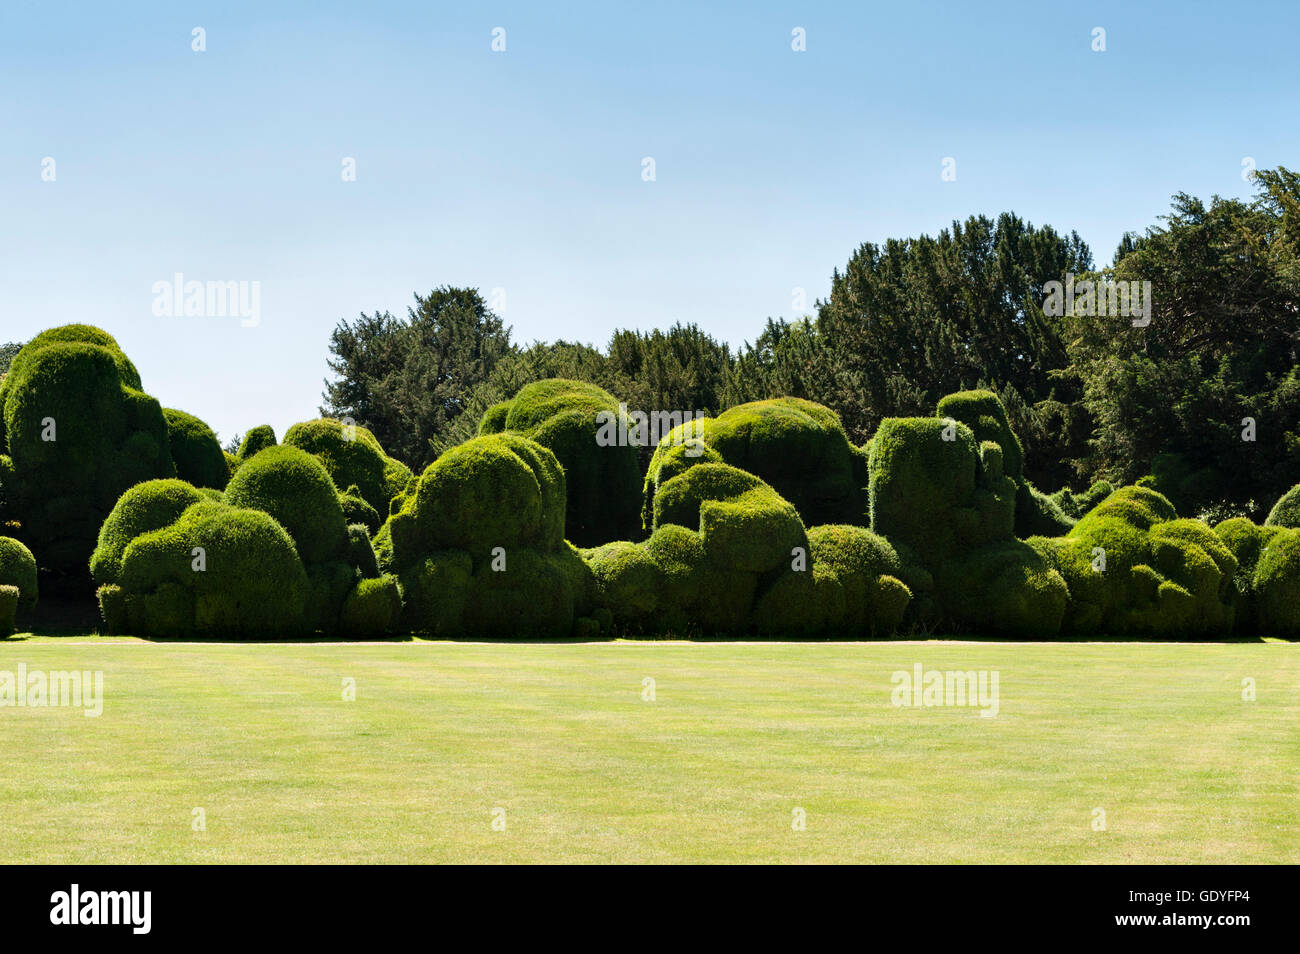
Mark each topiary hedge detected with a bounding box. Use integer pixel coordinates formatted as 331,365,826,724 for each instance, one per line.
1214,517,1300,636
478,379,641,546
1030,486,1236,638
89,478,206,585
97,498,310,638
236,424,277,462
94,453,398,638
162,408,229,490
0,325,174,573
0,585,19,637
0,536,38,612
642,398,869,531
282,418,412,516
936,390,1073,537
1264,482,1300,528
379,432,591,637
225,446,348,565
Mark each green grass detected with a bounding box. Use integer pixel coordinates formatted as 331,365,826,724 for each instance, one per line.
1,636,1296,863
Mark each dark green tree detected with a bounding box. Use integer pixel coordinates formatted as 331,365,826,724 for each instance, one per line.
1069,168,1300,519
814,212,1093,487
322,287,513,470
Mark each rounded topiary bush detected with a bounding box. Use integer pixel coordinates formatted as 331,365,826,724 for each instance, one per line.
758,524,909,637
584,463,821,636
868,416,981,568
282,418,411,516
481,379,641,546
339,486,381,535
162,408,229,490
398,432,566,560
1251,527,1300,636
0,585,19,637
935,390,1025,478
944,540,1068,638
0,325,173,573
339,574,403,638
224,445,348,565
380,433,591,638
90,478,206,585
583,540,663,626
1264,482,1300,529
643,398,869,530
0,536,38,610
101,499,310,638
236,424,277,461
653,462,807,575
1033,485,1234,637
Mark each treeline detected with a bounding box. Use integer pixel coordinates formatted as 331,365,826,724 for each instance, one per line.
322,167,1300,521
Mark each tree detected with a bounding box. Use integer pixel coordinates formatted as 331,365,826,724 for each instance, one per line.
814,213,1093,487
0,342,20,378
1069,168,1300,518
321,287,513,470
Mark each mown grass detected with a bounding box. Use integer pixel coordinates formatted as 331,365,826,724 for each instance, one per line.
0,636,1295,863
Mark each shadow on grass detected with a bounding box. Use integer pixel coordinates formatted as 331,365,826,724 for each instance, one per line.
4,598,1291,646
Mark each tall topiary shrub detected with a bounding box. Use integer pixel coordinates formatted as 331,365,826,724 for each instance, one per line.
0,536,38,614
282,418,412,516
162,408,229,490
642,397,869,532
379,432,590,637
0,325,174,573
478,379,641,546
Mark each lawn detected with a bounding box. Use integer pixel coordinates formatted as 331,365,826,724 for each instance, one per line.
1,636,1296,863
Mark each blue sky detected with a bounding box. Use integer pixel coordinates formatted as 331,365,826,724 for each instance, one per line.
2,0,1296,444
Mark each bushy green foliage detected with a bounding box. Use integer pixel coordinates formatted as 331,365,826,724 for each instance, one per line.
396,432,566,560
0,536,38,610
237,425,277,461
484,378,640,546
162,408,229,490
346,523,380,579
1032,486,1235,637
1048,480,1114,520
338,487,381,535
937,390,1025,478
1014,481,1074,537
224,446,347,565
0,325,173,572
869,417,992,567
642,398,868,529
100,499,310,638
477,401,510,435
1250,528,1300,636
90,479,206,585
943,540,1067,637
937,389,1075,537
0,585,18,637
1214,517,1300,636
380,433,590,637
1264,482,1300,528
803,524,910,636
339,574,402,638
282,418,412,515
653,462,808,574
1071,170,1300,520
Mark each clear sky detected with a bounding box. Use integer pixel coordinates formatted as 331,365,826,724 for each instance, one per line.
2,0,1296,445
